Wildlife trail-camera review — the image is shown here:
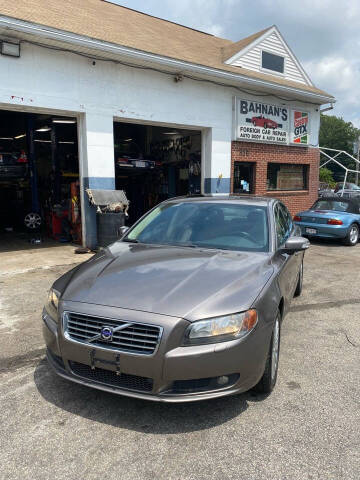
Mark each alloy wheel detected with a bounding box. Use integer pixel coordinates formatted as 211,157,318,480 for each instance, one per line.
24,212,42,229
271,317,280,381
299,262,303,291
349,225,359,244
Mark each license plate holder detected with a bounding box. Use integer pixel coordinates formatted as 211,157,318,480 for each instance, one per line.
305,227,317,235
89,348,121,374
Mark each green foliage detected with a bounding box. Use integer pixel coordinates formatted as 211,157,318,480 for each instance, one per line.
319,114,360,181
319,167,335,187
319,114,359,153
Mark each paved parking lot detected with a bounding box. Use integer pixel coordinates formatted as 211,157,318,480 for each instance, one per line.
0,240,359,480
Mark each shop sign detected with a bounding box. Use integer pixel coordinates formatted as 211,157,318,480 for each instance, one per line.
291,110,309,144
234,98,310,146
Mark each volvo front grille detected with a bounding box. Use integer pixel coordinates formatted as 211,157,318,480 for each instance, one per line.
63,312,162,355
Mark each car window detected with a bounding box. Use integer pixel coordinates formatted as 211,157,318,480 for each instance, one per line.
126,202,270,252
312,200,350,212
274,203,292,247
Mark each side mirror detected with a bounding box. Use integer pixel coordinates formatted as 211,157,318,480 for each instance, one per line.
280,236,310,254
118,226,129,237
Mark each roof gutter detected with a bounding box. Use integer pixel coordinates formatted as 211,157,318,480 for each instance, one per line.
0,15,334,104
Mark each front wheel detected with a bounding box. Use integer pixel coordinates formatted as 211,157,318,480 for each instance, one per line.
343,223,359,246
294,260,303,297
253,311,281,394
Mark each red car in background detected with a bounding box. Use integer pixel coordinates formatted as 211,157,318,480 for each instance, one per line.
252,116,278,129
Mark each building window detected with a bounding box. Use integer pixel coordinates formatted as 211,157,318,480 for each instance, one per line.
233,162,255,194
267,163,308,191
261,51,284,74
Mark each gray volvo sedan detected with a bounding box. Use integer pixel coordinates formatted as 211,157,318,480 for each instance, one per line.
43,196,309,402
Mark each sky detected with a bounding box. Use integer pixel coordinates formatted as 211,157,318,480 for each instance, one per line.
112,0,360,126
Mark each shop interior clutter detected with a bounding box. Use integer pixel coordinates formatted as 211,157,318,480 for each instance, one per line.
0,111,201,247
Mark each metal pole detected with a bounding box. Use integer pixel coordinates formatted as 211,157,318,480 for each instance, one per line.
342,169,348,196
26,114,40,213
356,136,360,186
51,124,61,204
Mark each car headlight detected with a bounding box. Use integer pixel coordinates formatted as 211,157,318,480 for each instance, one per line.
184,310,258,345
45,288,60,321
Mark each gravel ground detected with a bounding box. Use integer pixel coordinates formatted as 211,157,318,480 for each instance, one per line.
0,240,359,480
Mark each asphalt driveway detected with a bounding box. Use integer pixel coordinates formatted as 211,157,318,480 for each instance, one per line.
0,240,359,480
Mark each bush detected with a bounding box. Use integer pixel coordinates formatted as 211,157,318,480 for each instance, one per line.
319,167,335,188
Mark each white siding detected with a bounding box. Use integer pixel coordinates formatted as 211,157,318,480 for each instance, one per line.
231,32,309,85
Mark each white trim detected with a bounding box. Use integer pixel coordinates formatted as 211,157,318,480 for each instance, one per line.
77,113,87,248
225,25,313,87
0,16,333,104
275,28,313,86
225,27,276,65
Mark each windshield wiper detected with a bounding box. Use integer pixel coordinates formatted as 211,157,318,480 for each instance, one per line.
122,238,139,243
172,242,198,248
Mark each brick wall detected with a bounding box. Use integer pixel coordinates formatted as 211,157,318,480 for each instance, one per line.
231,141,320,215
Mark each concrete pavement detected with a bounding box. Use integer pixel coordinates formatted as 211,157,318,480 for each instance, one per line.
0,240,359,480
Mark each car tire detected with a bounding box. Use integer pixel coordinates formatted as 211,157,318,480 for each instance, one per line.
343,223,359,246
253,310,281,394
24,212,42,230
294,260,303,297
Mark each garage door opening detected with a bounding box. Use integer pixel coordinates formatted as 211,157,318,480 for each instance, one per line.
114,122,202,223
0,110,81,251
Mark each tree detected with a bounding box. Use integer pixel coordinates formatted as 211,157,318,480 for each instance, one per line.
319,114,360,181
319,167,335,187
319,114,359,152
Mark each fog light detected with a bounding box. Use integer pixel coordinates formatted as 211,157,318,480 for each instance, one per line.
217,375,229,386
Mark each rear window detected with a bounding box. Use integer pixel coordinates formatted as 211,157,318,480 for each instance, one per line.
312,200,350,212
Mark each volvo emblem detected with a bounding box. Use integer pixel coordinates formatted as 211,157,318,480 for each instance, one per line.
100,326,114,341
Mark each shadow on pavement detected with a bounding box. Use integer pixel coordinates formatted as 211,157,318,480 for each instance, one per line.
307,237,347,248
34,359,253,434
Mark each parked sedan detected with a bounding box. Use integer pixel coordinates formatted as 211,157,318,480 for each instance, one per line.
335,189,360,199
334,182,360,193
43,196,309,402
318,182,334,198
294,197,360,246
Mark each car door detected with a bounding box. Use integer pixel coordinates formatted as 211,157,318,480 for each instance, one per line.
273,202,301,307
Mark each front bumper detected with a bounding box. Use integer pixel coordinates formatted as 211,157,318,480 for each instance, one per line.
42,303,271,403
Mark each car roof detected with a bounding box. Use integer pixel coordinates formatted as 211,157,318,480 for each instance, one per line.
336,189,360,193
314,196,360,211
164,195,274,207
316,196,352,203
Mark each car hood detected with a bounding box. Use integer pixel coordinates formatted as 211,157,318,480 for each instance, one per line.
62,242,273,321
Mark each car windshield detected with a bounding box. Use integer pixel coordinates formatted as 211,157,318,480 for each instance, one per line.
312,200,350,212
125,202,269,252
